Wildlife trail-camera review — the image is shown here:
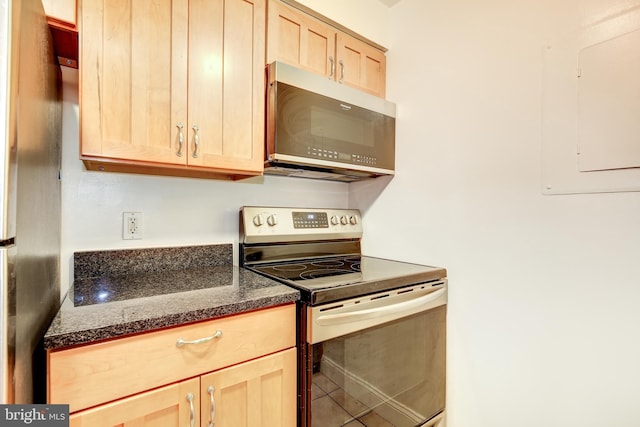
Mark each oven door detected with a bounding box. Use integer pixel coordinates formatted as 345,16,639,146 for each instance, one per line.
301,282,447,427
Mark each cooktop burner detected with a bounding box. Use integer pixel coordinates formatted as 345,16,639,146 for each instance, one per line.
256,256,361,281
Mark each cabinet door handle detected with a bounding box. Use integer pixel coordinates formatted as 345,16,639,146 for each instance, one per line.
176,330,223,347
328,56,335,79
338,60,345,84
176,122,184,157
207,385,216,427
191,125,200,158
186,392,195,427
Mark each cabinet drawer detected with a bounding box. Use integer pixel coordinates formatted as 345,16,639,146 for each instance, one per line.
49,304,295,412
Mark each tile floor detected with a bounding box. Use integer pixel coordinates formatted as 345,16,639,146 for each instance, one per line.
311,371,396,427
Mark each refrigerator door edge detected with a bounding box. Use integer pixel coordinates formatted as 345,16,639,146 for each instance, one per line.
0,0,18,242
0,244,16,403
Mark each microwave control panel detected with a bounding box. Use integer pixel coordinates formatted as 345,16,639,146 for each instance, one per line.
306,147,378,167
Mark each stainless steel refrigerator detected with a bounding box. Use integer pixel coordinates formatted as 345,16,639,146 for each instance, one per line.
1,0,62,404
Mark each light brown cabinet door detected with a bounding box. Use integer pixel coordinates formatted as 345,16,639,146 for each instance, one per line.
81,0,189,165
69,378,200,427
266,0,386,98
188,0,265,173
200,348,297,427
267,0,336,78
81,0,264,176
336,32,387,98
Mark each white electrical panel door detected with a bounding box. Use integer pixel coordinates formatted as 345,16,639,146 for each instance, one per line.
578,28,640,172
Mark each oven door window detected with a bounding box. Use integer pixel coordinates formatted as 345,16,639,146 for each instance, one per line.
310,305,446,427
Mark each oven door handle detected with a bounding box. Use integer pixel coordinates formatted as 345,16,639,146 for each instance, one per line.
316,288,446,326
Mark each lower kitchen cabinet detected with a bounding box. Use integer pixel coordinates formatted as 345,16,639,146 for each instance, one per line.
200,348,296,427
68,348,296,427
69,378,200,426
48,304,297,426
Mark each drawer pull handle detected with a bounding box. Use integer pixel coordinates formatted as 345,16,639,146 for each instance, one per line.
176,330,223,347
186,392,195,427
207,385,216,427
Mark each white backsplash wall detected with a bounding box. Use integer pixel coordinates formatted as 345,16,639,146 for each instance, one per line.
59,69,348,294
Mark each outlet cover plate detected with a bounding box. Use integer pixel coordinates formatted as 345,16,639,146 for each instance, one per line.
123,212,143,240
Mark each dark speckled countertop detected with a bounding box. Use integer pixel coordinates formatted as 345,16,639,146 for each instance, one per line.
44,244,299,350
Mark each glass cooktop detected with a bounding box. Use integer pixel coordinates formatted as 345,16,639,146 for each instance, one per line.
252,256,361,284
249,255,447,305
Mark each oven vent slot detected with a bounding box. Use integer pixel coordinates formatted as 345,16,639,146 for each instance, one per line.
319,303,344,312
413,279,446,288
370,293,390,301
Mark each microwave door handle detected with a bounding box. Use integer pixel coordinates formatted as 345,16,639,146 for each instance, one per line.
316,288,446,326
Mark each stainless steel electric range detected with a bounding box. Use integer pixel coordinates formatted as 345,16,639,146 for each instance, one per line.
239,206,447,427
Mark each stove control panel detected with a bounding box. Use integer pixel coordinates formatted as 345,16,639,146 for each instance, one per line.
292,211,329,228
241,206,363,244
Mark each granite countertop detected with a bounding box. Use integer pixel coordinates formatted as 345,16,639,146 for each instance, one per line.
44,244,299,350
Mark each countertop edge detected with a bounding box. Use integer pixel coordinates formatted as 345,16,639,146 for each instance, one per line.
44,292,299,351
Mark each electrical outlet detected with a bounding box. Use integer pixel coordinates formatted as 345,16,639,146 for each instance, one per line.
123,212,143,240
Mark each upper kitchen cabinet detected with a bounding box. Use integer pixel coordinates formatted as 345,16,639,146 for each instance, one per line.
80,0,266,180
267,0,387,98
266,0,336,78
335,32,386,99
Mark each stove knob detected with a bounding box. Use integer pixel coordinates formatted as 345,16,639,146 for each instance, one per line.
349,215,359,225
252,214,264,226
267,214,278,226
340,215,348,225
330,215,339,225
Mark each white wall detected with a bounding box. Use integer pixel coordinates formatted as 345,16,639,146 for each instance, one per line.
60,0,640,426
347,0,640,426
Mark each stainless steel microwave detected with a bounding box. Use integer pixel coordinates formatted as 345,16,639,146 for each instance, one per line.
265,61,396,182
